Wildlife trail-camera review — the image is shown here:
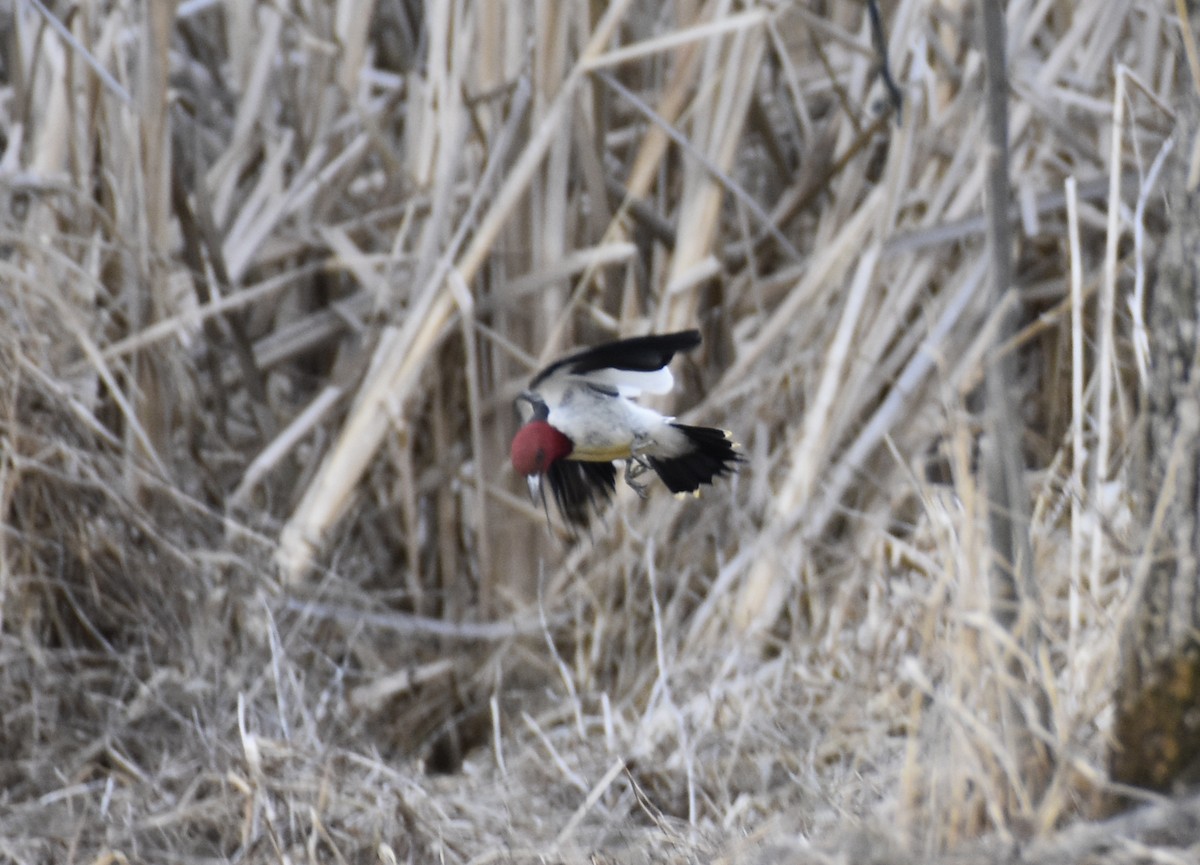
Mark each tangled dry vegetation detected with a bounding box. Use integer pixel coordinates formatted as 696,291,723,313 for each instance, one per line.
0,0,1193,862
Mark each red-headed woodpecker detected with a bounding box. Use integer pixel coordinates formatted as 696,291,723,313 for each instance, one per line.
510,330,742,528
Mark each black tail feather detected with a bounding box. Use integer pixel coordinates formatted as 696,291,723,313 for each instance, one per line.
647,424,743,494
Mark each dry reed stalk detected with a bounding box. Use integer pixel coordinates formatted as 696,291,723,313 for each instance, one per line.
277,0,638,581
662,21,768,330
1066,176,1087,705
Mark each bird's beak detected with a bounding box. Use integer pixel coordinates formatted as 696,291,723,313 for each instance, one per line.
516,391,549,423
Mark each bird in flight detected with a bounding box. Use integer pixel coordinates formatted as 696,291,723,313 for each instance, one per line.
510,329,742,529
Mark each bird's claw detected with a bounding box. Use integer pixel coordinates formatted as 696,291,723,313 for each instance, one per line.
624,452,651,498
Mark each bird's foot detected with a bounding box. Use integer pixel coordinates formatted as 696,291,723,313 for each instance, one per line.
624,453,651,499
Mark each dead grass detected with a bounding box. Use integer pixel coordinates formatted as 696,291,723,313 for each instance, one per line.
0,0,1188,862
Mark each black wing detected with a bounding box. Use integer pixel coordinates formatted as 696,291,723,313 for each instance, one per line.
530,330,701,389
545,459,618,528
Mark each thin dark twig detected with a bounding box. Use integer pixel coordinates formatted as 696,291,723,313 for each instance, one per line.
867,0,903,122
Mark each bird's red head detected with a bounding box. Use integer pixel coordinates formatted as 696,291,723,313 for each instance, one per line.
510,421,573,476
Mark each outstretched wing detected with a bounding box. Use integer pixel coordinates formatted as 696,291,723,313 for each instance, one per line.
544,459,618,529
529,330,701,395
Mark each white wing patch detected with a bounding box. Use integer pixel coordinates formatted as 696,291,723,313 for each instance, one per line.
580,366,674,397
